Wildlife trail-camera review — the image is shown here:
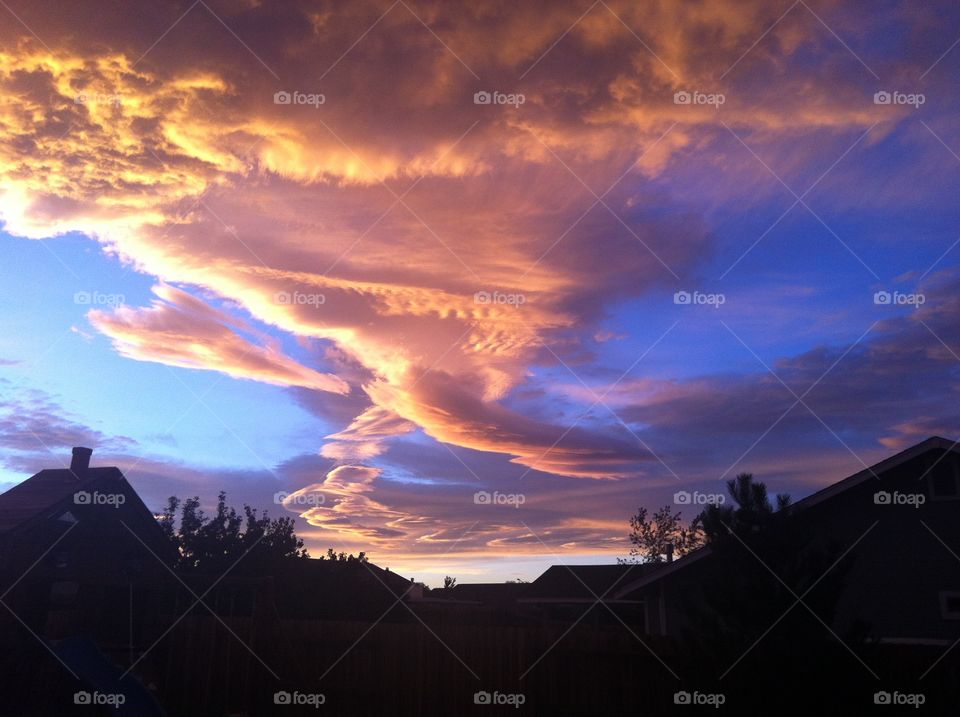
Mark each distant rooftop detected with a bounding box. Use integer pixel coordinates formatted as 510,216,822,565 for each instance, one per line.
522,563,656,602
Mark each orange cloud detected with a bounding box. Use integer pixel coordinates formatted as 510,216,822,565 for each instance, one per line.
89,284,348,393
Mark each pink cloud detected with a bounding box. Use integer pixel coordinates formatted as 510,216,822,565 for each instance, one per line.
89,284,348,393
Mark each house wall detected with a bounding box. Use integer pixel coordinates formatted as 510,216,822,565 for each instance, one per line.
800,450,960,642
637,559,717,638
0,478,177,638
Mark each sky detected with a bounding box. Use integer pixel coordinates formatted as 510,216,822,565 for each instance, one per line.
0,0,959,585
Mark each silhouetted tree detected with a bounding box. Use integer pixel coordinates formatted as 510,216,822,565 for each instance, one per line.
321,548,368,562
158,492,308,572
621,504,705,563
442,575,457,589
676,474,862,709
697,472,791,542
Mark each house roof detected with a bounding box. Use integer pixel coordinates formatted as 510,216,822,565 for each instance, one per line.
612,435,960,599
610,548,713,598
273,556,415,597
0,467,124,533
520,564,654,603
446,581,531,605
432,565,654,607
268,557,420,619
787,435,958,512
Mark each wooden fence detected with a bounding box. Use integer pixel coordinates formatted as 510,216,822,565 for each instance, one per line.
153,614,677,715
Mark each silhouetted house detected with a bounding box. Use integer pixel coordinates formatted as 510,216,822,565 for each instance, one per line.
518,564,651,625
0,447,175,640
270,557,419,620
615,436,960,645
436,565,654,627
446,581,532,606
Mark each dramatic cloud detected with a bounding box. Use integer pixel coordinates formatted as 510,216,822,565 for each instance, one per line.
89,284,349,393
1,0,959,565
321,406,416,461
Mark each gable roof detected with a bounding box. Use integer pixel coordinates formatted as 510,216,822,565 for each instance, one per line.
788,435,958,512
520,564,654,603
0,467,124,533
268,557,421,619
446,581,531,605
0,449,175,563
612,436,960,599
276,556,415,596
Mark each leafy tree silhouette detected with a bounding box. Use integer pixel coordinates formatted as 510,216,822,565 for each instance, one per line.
158,492,308,573
621,504,705,563
675,474,865,710
321,547,368,563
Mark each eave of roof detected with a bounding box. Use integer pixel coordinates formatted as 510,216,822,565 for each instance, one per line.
611,548,713,598
787,436,958,513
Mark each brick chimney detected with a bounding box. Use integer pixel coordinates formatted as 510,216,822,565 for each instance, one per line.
71,447,93,476
665,542,675,563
